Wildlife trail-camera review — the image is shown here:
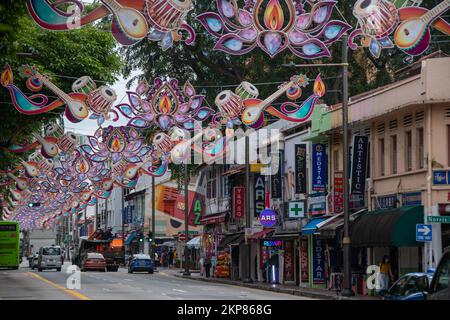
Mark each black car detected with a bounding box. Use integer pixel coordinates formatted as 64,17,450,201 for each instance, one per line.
428,247,450,300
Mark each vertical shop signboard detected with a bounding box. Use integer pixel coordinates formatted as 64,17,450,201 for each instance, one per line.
271,152,283,199
300,239,308,282
333,172,344,214
254,174,266,217
233,187,245,219
295,144,307,194
284,240,295,282
312,144,327,191
350,136,369,195
313,237,325,284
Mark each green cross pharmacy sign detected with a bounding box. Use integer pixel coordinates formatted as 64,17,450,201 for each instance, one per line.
289,201,305,218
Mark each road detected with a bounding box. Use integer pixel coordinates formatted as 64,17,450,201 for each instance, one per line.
0,261,312,300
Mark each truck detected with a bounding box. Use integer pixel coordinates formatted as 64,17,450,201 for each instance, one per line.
28,229,57,257
72,238,123,272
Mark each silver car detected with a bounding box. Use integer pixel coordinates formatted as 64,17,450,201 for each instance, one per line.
37,246,62,272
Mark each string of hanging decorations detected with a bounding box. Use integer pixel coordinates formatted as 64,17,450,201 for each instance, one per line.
25,0,450,58
2,0,450,228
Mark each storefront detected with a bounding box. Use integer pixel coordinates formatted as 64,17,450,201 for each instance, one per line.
217,232,244,280
351,206,425,286
199,212,228,276
301,217,327,289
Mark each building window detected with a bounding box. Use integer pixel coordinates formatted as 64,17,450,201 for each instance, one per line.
406,131,412,171
206,169,217,199
391,135,397,174
417,127,424,169
379,138,385,176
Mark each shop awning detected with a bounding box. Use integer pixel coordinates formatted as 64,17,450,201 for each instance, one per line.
302,217,328,235
186,236,202,249
219,233,241,247
200,212,228,225
351,206,424,247
271,231,301,239
230,234,245,245
247,228,274,240
319,209,367,238
222,165,245,177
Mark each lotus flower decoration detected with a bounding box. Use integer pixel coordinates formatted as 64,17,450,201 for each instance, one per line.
197,0,351,58
116,77,214,131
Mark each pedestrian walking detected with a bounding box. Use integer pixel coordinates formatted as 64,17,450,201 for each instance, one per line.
377,255,394,295
211,255,217,278
168,249,174,268
204,255,212,278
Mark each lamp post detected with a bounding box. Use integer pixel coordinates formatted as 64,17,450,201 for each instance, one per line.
282,34,353,296
151,176,156,270
243,134,253,283
340,34,354,297
122,188,125,265
183,163,191,276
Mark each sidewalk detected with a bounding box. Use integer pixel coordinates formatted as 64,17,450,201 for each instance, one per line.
162,268,381,300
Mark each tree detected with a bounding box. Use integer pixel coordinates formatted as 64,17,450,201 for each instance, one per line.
0,5,122,192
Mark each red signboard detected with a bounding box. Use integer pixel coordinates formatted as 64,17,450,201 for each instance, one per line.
284,240,295,282
333,172,344,214
233,187,245,219
178,233,186,241
300,239,309,283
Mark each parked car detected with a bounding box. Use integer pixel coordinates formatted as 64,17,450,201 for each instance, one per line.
81,252,106,272
384,272,433,300
37,246,62,272
29,253,39,270
128,254,154,274
428,247,450,300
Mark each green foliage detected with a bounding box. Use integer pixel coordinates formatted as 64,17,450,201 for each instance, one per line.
0,12,122,182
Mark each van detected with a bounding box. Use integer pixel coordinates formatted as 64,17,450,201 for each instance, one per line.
37,245,62,272
427,247,450,300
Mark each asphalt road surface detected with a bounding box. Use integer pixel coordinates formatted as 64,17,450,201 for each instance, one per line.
0,261,312,300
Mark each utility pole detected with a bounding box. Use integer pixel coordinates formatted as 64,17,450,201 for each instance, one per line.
151,176,155,259
84,206,87,238
341,33,354,297
243,134,253,283
183,163,191,276
104,198,108,231
122,188,125,265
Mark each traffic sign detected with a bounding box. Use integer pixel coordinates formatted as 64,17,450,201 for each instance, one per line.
416,224,432,242
427,215,450,224
178,234,186,241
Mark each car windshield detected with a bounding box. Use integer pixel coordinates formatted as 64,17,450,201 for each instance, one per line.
42,247,61,255
389,275,424,296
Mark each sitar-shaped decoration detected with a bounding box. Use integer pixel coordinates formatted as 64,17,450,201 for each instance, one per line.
1,64,89,123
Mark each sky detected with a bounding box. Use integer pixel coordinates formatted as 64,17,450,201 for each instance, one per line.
63,0,142,136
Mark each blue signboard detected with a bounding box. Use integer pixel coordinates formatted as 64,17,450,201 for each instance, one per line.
124,206,133,224
312,144,327,192
312,237,325,284
416,224,432,242
402,192,422,206
434,171,447,185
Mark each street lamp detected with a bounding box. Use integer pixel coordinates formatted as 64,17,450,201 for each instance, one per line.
283,34,353,296
243,134,253,283
183,163,191,276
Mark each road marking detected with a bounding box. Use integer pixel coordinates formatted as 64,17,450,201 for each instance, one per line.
102,288,111,292
172,289,186,293
26,272,91,300
124,278,133,281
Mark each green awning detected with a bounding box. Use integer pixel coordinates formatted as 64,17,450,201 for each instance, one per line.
350,206,424,247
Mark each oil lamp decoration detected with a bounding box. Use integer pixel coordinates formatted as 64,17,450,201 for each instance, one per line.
27,0,196,49
116,77,214,131
197,0,351,58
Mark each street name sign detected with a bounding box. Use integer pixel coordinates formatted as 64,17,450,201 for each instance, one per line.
427,216,450,224
416,224,432,242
